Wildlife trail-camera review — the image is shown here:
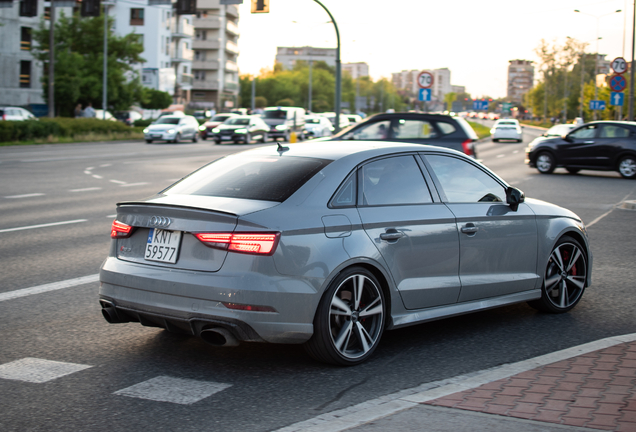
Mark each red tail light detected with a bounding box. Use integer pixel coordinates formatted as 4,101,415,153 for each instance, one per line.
461,139,474,156
222,302,277,312
111,220,133,238
194,232,280,255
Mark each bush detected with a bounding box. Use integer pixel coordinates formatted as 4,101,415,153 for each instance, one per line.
134,118,154,128
0,117,135,143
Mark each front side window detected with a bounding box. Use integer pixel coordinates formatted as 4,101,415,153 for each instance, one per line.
569,124,598,139
426,155,505,203
360,155,432,206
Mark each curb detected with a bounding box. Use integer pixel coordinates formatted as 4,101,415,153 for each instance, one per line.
275,333,636,432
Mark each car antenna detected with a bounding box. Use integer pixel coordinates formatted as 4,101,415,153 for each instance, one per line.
277,142,289,153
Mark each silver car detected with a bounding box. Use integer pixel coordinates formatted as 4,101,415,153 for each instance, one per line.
144,115,200,143
100,142,592,365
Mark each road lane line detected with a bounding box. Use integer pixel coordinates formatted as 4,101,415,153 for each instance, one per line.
496,154,505,158
121,182,149,187
109,180,126,184
70,187,102,192
5,193,45,199
0,274,99,302
92,175,103,179
0,219,87,233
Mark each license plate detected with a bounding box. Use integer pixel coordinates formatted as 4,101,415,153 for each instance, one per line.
152,134,162,138
222,135,231,139
145,228,181,264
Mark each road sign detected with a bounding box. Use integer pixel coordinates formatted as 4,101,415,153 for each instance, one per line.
589,100,606,111
611,92,625,106
611,57,628,74
419,88,431,101
610,74,627,92
473,99,489,111
502,102,513,114
417,71,433,89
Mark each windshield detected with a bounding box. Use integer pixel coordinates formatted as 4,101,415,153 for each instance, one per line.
212,115,231,122
306,118,321,124
225,118,250,125
164,155,332,202
264,110,287,119
154,118,180,125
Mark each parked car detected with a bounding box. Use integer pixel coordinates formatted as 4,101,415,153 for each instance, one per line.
263,106,306,141
320,112,351,132
491,119,523,142
143,115,200,143
209,115,269,144
114,110,142,126
346,114,363,125
193,110,212,120
0,106,37,121
525,120,636,178
100,141,591,365
201,113,239,139
304,115,333,139
324,112,479,157
94,109,117,121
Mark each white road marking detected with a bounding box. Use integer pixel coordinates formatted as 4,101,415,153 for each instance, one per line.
0,274,99,302
587,191,636,228
86,167,94,170
106,214,117,218
121,182,149,187
513,150,519,154
70,187,102,192
114,376,232,405
99,164,111,167
0,219,87,234
92,175,103,179
5,193,45,199
109,180,126,184
84,170,92,174
0,358,92,383
496,154,505,158
275,333,636,432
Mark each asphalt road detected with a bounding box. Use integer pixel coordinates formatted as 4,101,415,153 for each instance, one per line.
1,131,635,432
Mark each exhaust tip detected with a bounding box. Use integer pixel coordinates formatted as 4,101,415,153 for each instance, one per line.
101,306,130,324
200,327,239,347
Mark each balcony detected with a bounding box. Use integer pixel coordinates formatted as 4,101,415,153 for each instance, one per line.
172,47,193,63
224,82,238,91
225,40,239,55
179,73,194,90
193,17,221,30
192,80,220,91
193,60,220,70
225,60,238,72
196,0,222,8
193,39,220,50
172,20,194,39
226,5,238,18
226,20,239,36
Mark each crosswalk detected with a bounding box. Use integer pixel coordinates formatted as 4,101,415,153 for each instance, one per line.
0,357,232,405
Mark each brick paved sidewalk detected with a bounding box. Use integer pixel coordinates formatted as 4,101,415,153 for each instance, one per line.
425,341,636,431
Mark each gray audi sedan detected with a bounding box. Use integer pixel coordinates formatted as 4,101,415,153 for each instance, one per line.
99,142,592,365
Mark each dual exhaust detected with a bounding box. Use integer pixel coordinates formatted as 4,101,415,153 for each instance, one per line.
101,303,238,347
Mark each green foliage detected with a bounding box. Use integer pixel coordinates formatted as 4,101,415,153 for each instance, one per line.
0,118,132,142
275,98,295,106
133,119,154,127
141,88,173,110
254,96,268,108
467,121,491,139
32,12,145,116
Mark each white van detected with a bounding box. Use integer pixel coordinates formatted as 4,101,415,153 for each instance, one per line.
262,106,306,141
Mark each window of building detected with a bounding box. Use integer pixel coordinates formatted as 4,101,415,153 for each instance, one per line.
193,92,206,100
194,71,206,80
20,61,31,88
19,0,37,17
195,30,207,40
183,65,188,74
21,27,32,51
130,8,144,26
44,6,50,20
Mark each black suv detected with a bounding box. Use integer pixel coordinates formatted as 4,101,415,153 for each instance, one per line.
325,112,479,157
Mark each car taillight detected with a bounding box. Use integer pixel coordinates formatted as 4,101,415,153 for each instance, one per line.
111,220,133,238
461,139,474,156
194,232,280,255
221,302,277,313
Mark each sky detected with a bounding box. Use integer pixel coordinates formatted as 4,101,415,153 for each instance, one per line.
235,0,630,99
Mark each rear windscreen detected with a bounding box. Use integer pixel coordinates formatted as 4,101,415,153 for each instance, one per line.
163,155,332,202
264,110,287,119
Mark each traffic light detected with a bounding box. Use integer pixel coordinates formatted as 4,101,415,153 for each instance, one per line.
251,0,269,13
80,0,101,17
175,0,196,15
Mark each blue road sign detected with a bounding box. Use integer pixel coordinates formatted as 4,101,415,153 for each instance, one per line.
589,100,606,111
419,88,431,101
472,100,489,110
610,92,625,106
610,75,627,92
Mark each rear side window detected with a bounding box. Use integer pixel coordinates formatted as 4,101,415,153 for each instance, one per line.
600,125,631,138
393,119,438,139
164,155,331,202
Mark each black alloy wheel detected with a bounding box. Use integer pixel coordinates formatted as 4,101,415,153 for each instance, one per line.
618,155,636,179
305,267,385,366
535,151,556,174
528,236,587,313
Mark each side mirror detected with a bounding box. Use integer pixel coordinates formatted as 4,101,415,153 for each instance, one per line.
506,187,525,211
563,134,573,142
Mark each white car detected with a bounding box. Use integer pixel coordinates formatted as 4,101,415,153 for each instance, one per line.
491,119,523,142
143,115,200,143
94,109,117,121
1,106,37,121
304,115,333,138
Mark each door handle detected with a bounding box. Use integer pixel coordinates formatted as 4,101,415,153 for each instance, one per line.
461,223,478,234
380,231,404,241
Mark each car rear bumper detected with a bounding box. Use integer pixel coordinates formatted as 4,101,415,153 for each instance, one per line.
99,257,318,344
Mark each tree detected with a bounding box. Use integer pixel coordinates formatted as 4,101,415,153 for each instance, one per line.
32,12,145,116
141,88,173,110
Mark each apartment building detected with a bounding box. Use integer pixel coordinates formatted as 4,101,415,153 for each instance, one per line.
0,0,45,108
342,62,369,79
275,46,336,69
392,68,454,98
507,59,534,104
190,0,240,111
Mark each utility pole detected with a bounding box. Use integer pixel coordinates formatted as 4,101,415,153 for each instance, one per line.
102,2,109,120
308,59,312,112
313,0,340,132
251,77,256,112
48,3,55,117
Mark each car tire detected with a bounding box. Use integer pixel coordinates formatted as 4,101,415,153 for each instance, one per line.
304,266,385,366
244,133,251,144
145,139,152,144
492,138,499,143
528,236,587,314
192,133,198,143
617,155,636,179
201,135,207,141
535,151,555,174
566,167,580,174
260,133,267,143
214,139,221,144
172,133,181,144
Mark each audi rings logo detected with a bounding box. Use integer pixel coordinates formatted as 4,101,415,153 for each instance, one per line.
149,216,172,228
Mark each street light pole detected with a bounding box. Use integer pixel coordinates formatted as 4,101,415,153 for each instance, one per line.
313,0,341,133
102,2,110,120
48,2,55,117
